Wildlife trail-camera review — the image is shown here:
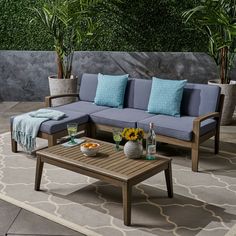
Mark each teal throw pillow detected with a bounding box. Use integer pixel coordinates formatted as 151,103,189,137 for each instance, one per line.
148,77,187,117
94,73,129,108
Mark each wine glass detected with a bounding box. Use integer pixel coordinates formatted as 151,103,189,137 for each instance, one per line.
112,129,122,151
67,123,77,145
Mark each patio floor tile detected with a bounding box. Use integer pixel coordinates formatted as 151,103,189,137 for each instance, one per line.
7,209,83,236
0,199,21,235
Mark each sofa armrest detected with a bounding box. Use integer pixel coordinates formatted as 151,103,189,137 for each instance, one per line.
192,112,220,138
45,93,80,107
193,112,220,123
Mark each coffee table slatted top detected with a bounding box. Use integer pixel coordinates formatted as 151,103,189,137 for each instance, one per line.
37,138,171,182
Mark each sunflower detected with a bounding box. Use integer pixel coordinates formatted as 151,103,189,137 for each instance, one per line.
122,128,129,138
125,128,138,141
122,127,145,141
136,128,144,140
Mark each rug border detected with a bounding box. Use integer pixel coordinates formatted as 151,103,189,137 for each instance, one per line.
0,193,101,236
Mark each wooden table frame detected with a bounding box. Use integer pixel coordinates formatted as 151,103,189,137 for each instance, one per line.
35,139,173,226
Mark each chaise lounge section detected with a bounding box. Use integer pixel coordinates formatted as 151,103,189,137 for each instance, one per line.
11,73,224,172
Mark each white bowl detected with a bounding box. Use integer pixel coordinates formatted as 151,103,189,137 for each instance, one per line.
80,143,100,157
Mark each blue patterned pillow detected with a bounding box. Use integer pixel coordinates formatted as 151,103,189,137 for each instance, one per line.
94,73,129,108
148,77,187,117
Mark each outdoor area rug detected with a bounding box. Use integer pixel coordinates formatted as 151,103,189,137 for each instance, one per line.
0,132,236,236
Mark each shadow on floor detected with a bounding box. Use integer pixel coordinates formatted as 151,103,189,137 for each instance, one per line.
54,181,236,236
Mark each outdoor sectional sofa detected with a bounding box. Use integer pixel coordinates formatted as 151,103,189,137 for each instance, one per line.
11,73,224,172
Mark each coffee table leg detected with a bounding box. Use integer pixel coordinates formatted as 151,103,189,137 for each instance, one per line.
165,162,173,198
122,182,132,226
35,156,44,191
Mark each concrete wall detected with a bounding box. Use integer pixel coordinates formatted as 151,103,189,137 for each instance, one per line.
0,51,218,101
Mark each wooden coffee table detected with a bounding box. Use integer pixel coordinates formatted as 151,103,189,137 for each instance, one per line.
35,138,173,226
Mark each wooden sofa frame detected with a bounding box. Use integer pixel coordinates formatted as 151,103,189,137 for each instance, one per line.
11,93,224,172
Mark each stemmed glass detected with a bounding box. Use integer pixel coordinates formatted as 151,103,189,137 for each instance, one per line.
112,129,122,151
67,123,77,145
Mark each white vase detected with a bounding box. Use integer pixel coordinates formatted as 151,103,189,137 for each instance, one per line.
48,75,78,107
124,140,143,159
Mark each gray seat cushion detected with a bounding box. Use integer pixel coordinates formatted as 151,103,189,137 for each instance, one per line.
55,101,109,114
137,115,217,141
40,109,89,134
11,108,89,135
90,108,155,128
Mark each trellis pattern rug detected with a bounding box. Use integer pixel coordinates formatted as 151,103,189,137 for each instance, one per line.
0,132,236,236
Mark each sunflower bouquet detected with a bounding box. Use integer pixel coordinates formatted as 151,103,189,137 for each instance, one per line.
122,128,144,141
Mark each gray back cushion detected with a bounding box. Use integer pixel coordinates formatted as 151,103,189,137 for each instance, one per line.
79,74,136,106
79,74,98,102
126,78,152,110
79,74,221,116
181,83,221,116
124,79,135,108
129,79,221,115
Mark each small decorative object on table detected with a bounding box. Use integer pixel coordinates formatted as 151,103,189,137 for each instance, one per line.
67,123,77,145
80,142,100,156
146,122,157,160
122,128,144,159
62,138,85,147
112,128,123,151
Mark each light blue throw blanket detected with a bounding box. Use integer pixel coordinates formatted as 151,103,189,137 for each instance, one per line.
12,109,65,152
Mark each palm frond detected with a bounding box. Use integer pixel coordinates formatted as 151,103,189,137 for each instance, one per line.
29,0,107,78
182,0,236,83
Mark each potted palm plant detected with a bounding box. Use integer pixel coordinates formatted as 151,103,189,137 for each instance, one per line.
183,0,236,125
31,0,101,106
